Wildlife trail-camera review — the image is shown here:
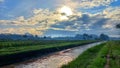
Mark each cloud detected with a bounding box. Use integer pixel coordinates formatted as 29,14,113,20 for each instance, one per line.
57,0,116,9
116,24,120,29
0,0,119,36
0,8,68,35
103,6,120,20
102,7,120,29
0,7,118,36
0,27,43,35
50,13,110,32
102,20,118,29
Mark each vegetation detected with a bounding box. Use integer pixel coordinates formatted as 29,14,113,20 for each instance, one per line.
61,42,105,68
109,41,120,68
0,40,97,66
61,41,120,68
0,40,96,56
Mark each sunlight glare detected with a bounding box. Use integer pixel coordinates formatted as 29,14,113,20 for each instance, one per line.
59,6,73,16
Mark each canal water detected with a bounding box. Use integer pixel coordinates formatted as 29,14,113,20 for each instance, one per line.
2,42,103,68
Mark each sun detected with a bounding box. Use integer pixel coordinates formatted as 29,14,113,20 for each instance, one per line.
58,6,73,20
59,6,73,16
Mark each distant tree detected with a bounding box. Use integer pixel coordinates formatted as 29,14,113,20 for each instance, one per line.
75,34,81,38
43,36,47,39
100,34,109,40
35,35,38,38
83,33,89,40
23,35,27,38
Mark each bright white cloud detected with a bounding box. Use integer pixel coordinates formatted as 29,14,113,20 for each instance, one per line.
57,0,116,9
58,6,73,16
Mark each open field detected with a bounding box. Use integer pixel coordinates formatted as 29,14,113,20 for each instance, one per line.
0,40,97,66
0,40,97,56
61,41,120,68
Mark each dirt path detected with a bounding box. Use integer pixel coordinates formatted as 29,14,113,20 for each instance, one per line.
104,43,112,68
105,54,110,68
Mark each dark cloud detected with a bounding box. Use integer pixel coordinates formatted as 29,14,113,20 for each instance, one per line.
92,18,109,29
116,24,120,29
44,13,114,36
51,14,110,30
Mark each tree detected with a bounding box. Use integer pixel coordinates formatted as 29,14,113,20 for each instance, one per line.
100,34,109,40
35,35,38,38
83,33,89,40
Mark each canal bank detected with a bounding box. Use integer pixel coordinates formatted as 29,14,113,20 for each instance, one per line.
2,42,104,68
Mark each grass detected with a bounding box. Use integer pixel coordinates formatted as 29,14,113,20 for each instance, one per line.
61,41,120,68
87,43,109,68
88,41,120,68
109,41,120,68
62,43,105,68
0,40,96,56
0,40,98,66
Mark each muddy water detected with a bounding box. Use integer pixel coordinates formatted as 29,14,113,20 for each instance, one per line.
3,42,103,68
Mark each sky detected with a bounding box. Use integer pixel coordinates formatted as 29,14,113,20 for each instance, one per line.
0,0,120,37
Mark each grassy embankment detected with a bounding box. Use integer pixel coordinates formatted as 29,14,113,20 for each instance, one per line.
0,40,97,66
62,41,120,68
